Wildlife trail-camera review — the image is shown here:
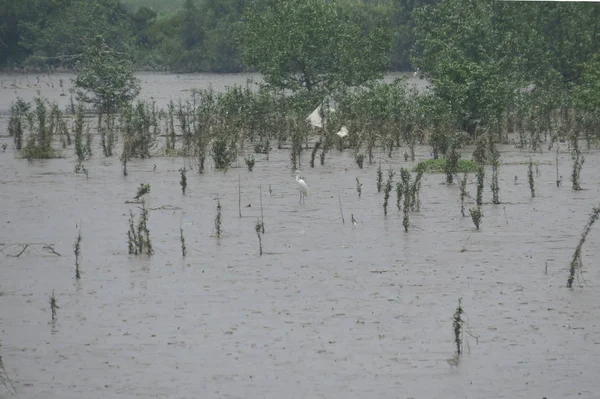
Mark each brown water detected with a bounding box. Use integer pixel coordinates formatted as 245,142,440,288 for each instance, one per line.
1,74,599,399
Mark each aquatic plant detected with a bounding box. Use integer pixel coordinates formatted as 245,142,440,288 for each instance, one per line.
127,202,153,255
396,181,403,211
383,169,394,216
1,144,6,152
254,140,271,154
567,206,600,288
571,138,584,191
245,154,256,171
255,219,263,255
476,166,484,206
310,139,322,168
459,172,468,217
400,168,411,231
259,185,265,233
23,98,58,159
356,177,362,198
0,341,17,394
49,290,59,321
98,111,117,157
134,184,151,201
73,104,88,162
376,161,383,193
469,206,482,229
8,98,29,150
489,138,500,204
445,147,460,184
74,225,82,279
212,136,235,170
180,226,187,257
472,134,487,164
413,159,478,174
555,145,560,187
528,158,535,198
180,167,187,194
355,153,365,169
453,297,464,355
215,200,222,238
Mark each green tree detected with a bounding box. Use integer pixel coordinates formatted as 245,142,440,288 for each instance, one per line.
239,0,391,92
73,35,141,114
413,0,519,135
21,0,134,69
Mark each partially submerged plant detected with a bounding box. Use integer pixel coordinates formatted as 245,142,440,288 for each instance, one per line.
74,225,82,279
567,206,600,288
180,226,187,257
400,168,411,231
571,138,584,191
50,290,59,321
459,172,468,217
134,183,151,201
356,177,362,198
453,298,464,355
445,147,460,184
0,341,17,394
383,169,394,216
355,153,365,169
2,143,7,152
376,161,382,193
245,154,256,171
469,206,482,229
310,140,322,168
127,202,153,255
528,158,535,198
215,200,222,238
180,167,187,194
489,139,500,204
476,166,484,206
255,219,263,255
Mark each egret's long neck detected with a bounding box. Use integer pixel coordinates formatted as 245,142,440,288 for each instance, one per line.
295,175,300,182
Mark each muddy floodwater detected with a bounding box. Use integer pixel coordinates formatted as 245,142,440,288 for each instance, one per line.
1,74,600,399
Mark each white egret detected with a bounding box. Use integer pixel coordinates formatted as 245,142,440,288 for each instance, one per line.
295,171,310,204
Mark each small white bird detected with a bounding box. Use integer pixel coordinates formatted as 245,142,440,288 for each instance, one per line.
295,171,310,204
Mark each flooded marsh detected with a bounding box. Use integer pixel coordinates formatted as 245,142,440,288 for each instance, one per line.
1,74,600,399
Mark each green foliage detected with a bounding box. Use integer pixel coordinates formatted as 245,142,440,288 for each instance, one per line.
567,207,600,288
476,166,484,206
180,167,187,194
459,173,468,217
445,148,460,184
383,169,394,216
528,159,535,198
215,200,222,238
134,183,151,200
239,0,392,92
469,207,482,230
22,98,59,160
73,35,141,114
8,98,29,150
212,136,236,170
376,162,383,193
245,154,256,171
414,159,478,174
127,202,153,255
453,298,464,355
355,153,365,169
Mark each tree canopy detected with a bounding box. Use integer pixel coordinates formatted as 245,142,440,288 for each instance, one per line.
239,0,392,92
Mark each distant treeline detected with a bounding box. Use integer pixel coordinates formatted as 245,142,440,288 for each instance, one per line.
0,0,433,72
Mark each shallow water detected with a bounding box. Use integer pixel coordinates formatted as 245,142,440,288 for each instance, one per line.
1,74,599,399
